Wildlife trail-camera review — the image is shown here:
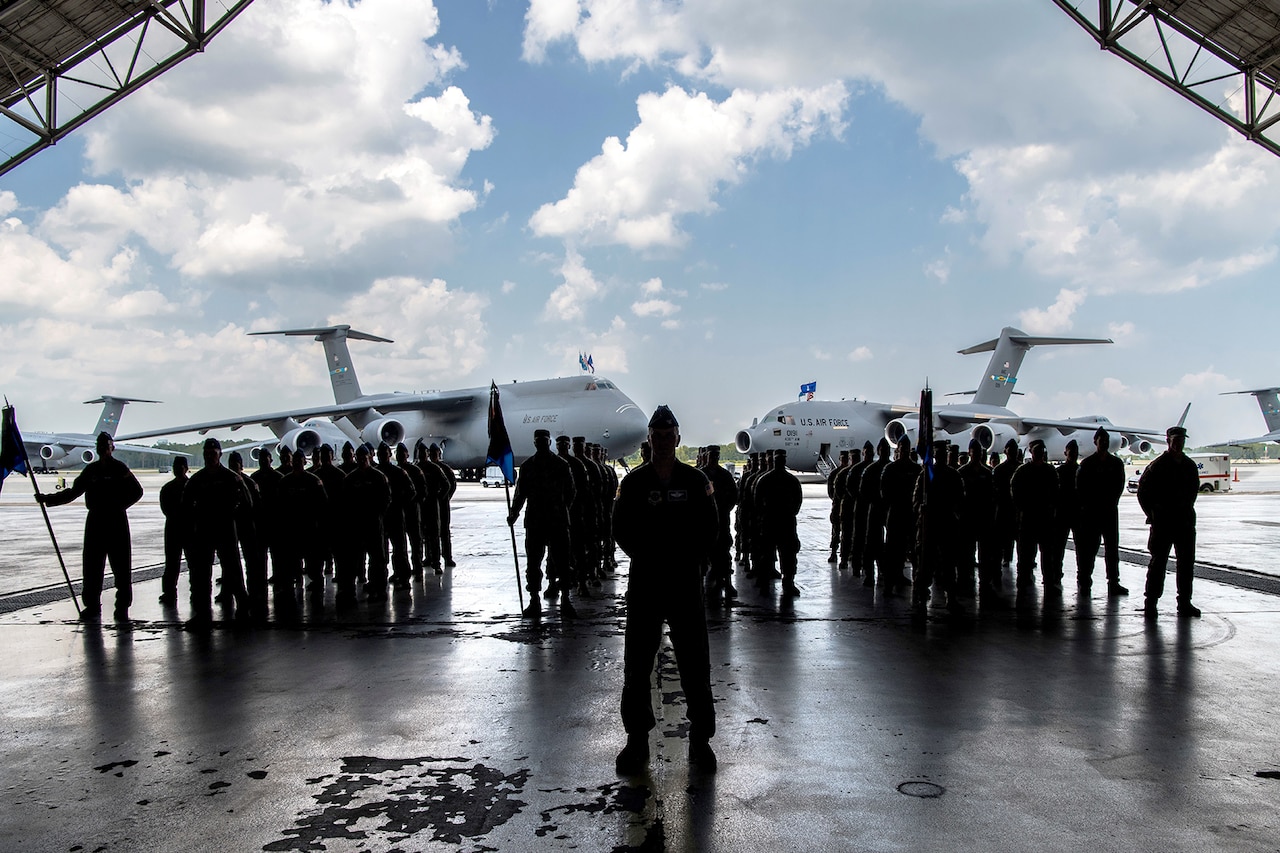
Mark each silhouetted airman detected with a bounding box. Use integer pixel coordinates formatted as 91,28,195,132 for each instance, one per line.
879,437,920,594
38,431,144,622
507,429,576,618
613,405,718,775
427,443,458,568
342,444,391,601
827,450,851,564
957,438,999,599
1075,427,1128,597
913,439,965,613
1011,438,1060,600
992,439,1020,569
158,456,189,606
376,441,416,590
858,438,892,586
181,438,252,627
700,444,739,602
1137,425,1201,618
754,448,803,597
397,443,427,574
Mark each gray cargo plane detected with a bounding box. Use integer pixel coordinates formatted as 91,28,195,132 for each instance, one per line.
1212,387,1280,446
735,326,1164,473
18,396,166,471
118,326,649,476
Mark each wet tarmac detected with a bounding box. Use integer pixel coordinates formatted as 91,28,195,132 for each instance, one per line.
2,468,1279,851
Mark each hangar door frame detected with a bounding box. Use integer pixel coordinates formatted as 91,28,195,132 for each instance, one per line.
1053,0,1280,158
0,0,255,177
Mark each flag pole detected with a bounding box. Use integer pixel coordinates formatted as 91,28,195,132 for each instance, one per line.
502,481,524,612
11,421,81,616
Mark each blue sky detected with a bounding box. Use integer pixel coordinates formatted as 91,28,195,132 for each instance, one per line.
2,0,1278,448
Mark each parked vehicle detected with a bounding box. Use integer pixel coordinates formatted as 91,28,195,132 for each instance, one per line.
480,466,507,488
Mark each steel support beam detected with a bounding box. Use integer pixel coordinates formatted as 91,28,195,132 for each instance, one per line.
0,0,255,177
1052,0,1280,159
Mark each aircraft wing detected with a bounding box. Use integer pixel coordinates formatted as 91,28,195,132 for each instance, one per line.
116,391,482,441
1202,430,1280,447
991,415,1164,436
934,410,1162,436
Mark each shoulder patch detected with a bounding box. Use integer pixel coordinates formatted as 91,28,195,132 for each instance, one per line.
705,481,714,497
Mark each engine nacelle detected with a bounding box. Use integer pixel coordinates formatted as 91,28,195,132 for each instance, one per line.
884,418,918,449
360,418,405,450
79,448,97,465
970,422,1019,453
278,427,324,457
1126,436,1152,455
39,444,67,462
735,430,753,453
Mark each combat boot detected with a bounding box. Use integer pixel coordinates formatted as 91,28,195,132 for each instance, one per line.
688,737,717,772
615,735,649,775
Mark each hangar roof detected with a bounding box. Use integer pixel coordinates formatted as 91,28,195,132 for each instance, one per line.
1054,0,1280,157
0,0,254,177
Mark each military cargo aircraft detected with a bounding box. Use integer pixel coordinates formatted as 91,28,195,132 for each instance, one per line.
1211,387,1280,446
18,396,169,471
734,326,1164,473
118,326,649,478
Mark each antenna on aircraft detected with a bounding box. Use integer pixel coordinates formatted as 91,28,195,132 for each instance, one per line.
249,325,393,405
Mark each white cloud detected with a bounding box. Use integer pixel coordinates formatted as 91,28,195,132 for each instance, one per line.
522,2,1280,296
632,298,679,317
924,256,950,284
332,276,489,383
1019,288,1085,334
501,280,518,294
544,248,605,322
848,346,872,362
49,0,493,281
529,84,846,248
700,281,729,292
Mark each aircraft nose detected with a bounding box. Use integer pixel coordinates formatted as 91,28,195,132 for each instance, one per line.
606,402,649,456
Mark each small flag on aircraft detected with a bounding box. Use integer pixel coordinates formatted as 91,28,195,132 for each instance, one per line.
586,354,594,374
485,382,515,484
579,352,587,372
0,402,29,494
799,381,817,401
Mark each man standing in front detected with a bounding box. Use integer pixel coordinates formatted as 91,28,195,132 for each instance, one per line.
1075,427,1128,597
38,432,143,622
613,406,719,775
1137,425,1201,618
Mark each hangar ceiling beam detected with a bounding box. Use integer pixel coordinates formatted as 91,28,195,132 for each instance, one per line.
0,0,255,178
1052,0,1280,159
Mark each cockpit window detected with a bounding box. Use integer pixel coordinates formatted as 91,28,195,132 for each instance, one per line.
775,415,795,425
585,380,614,390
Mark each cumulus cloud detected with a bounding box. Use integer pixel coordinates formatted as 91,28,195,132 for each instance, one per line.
544,248,605,321
331,276,489,384
51,0,493,282
1019,288,1086,334
523,1,1280,296
848,346,872,362
529,84,846,248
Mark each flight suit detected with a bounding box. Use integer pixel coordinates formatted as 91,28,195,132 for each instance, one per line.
1011,460,1060,590
509,447,575,594
44,456,144,617
613,461,718,741
182,462,251,622
1136,450,1199,609
879,457,920,590
1075,449,1125,590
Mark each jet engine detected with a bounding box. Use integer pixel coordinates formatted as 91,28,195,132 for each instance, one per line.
884,418,918,449
360,417,405,449
278,427,324,457
39,445,67,462
1125,436,1152,455
735,430,753,453
970,422,1020,453
79,448,97,465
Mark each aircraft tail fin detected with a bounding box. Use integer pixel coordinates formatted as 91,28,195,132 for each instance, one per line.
84,396,159,438
1222,387,1280,434
249,325,393,405
958,326,1112,408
